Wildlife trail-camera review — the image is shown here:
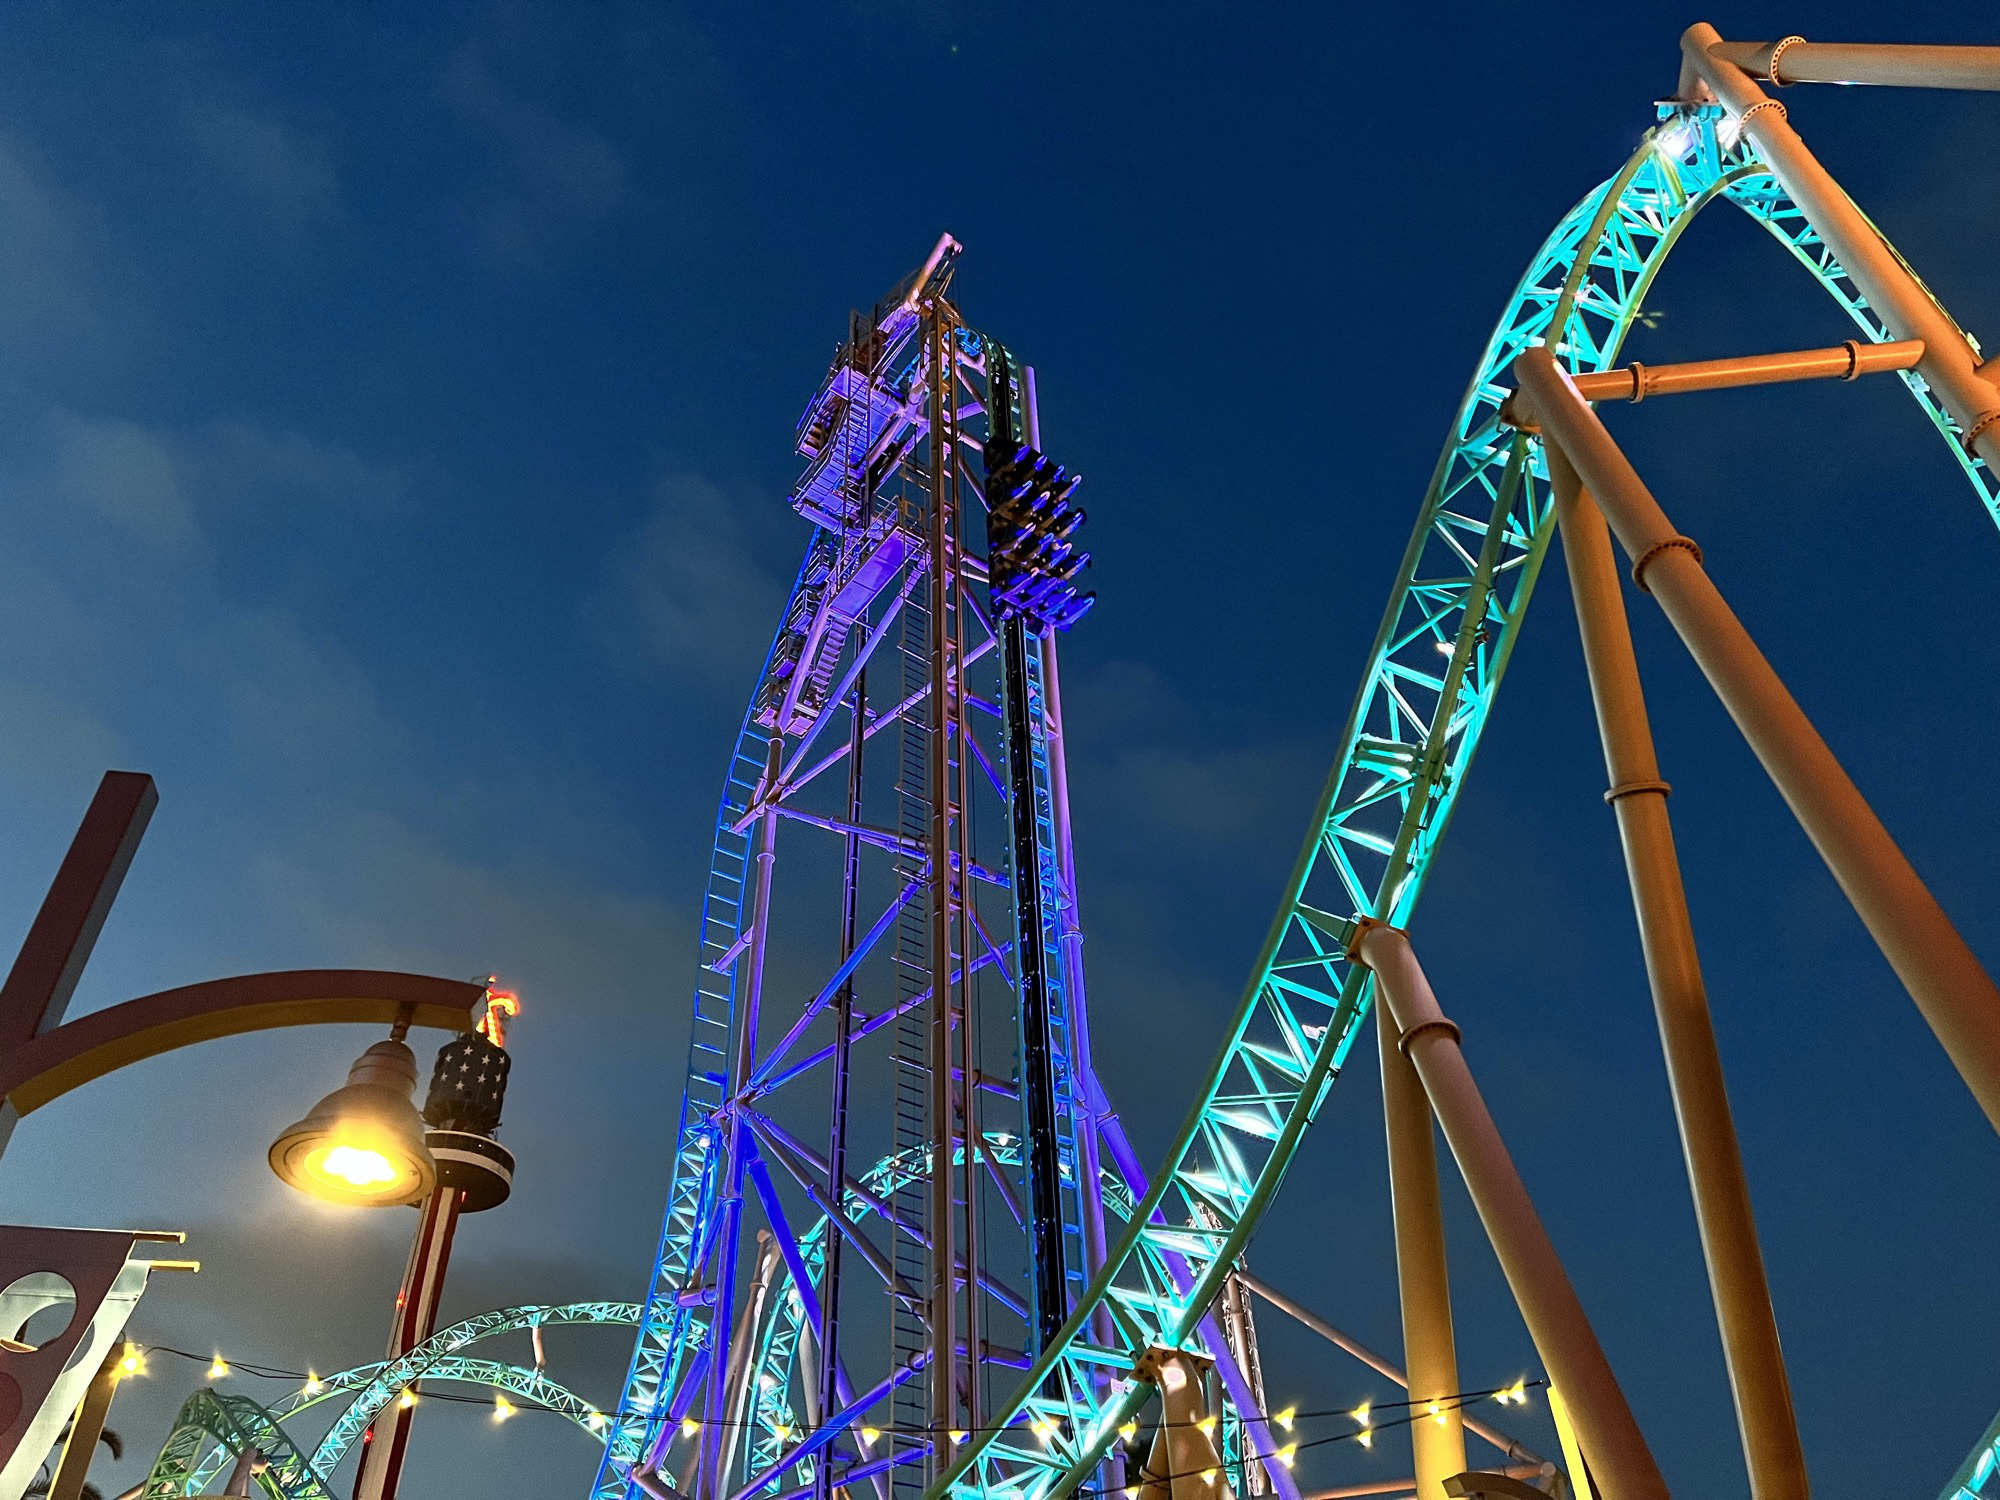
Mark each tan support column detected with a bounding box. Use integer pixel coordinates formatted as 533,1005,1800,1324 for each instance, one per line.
1134,1348,1238,1500
46,1343,121,1500
1378,1003,1466,1500
1520,347,2000,1139
1550,445,1806,1500
1703,38,2000,92
1680,23,2000,474
1356,924,1668,1500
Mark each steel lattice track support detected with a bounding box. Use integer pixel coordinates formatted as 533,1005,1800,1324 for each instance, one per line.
926,106,1998,1500
154,1365,607,1500
160,1304,642,1496
302,1302,637,1479
141,1392,337,1500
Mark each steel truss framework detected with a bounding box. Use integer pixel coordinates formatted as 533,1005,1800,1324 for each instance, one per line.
593,246,1185,1500
147,1304,638,1499
142,1392,336,1500
594,101,1997,1500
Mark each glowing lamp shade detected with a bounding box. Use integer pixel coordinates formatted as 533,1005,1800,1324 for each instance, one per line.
269,1039,437,1206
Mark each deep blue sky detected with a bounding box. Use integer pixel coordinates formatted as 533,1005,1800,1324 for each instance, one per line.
0,3,1993,1497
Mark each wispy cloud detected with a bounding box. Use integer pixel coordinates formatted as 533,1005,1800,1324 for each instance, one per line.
1063,657,1321,847
595,472,790,693
182,105,341,233
250,807,685,1012
442,49,628,269
0,681,129,798
1101,740,1320,845
22,409,403,542
199,423,405,517
0,132,102,351
46,411,202,551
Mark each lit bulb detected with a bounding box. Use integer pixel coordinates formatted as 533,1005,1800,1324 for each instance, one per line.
587,1411,606,1430
1508,1381,1529,1406
316,1144,400,1189
949,1430,967,1445
493,1396,515,1423
1350,1402,1370,1426
207,1357,230,1381
1202,1468,1217,1486
398,1388,419,1410
304,1372,323,1394
773,1424,792,1443
1358,1428,1374,1450
1125,1489,1139,1500
861,1427,881,1444
1429,1400,1446,1426
681,1417,700,1438
1197,1416,1216,1437
1278,1444,1298,1469
118,1343,143,1377
759,1372,777,1391
1275,1406,1296,1432
1436,639,1456,656
1119,1420,1138,1442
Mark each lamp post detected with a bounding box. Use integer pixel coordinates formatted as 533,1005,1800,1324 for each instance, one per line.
270,996,518,1500
0,772,486,1500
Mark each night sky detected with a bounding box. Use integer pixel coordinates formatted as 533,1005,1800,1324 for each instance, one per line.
0,4,1993,1498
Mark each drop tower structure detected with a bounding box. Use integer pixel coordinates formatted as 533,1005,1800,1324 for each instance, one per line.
593,238,1254,1500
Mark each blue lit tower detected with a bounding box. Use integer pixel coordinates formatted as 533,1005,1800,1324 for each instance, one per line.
591,238,1200,1500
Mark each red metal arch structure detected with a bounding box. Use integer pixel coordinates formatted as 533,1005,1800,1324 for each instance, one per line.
0,771,482,1152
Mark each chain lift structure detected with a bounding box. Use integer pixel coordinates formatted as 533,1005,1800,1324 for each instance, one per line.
127,26,2000,1500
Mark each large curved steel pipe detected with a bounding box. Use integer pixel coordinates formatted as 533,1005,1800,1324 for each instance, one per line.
1704,37,2000,93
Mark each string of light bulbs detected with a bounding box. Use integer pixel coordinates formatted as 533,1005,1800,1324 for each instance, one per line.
694,1383,1547,1500
115,1343,583,1423
118,1339,1545,1473
662,1378,1540,1457
980,1383,1548,1500
667,1379,1536,1440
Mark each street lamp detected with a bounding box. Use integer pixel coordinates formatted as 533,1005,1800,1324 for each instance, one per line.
267,1036,436,1207
261,995,519,1500
351,998,518,1500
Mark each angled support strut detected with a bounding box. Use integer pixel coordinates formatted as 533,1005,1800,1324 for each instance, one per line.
1520,346,2000,1139
1354,922,1667,1500
1549,442,1805,1500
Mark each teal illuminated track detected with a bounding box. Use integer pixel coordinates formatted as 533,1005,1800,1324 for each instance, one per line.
1942,1404,2000,1500
142,1392,336,1500
927,105,1998,1500
147,1303,640,1499
294,1301,636,1479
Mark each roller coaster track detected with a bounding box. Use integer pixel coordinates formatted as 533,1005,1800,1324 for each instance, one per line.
150,1303,639,1498
295,1301,637,1479
141,1392,336,1500
925,104,1997,1500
